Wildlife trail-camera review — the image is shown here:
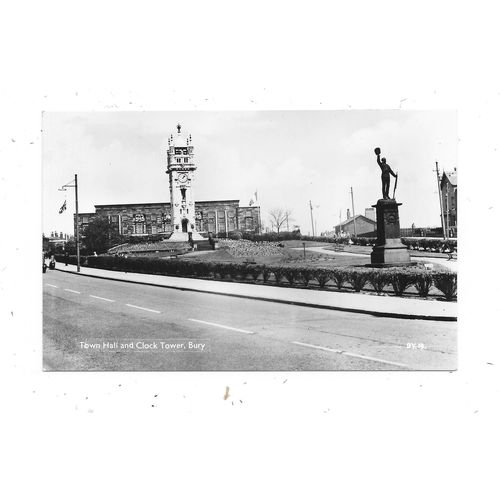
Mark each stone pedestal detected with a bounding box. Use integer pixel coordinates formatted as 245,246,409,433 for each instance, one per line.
168,230,206,242
370,199,411,265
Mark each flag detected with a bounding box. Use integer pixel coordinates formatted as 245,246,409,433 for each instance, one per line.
59,200,67,214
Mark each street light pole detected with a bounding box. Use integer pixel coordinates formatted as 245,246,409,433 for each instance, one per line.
59,174,80,272
74,174,80,272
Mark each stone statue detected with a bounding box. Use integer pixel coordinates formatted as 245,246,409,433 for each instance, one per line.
374,147,397,200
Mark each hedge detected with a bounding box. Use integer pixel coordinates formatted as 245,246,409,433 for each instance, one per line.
401,238,457,253
53,254,457,300
433,272,458,300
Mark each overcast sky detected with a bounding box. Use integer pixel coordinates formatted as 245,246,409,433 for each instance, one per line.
42,110,457,236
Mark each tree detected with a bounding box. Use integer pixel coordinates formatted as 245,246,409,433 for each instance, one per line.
82,217,123,254
63,238,77,255
268,208,293,234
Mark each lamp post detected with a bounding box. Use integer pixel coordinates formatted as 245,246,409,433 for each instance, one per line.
59,174,80,272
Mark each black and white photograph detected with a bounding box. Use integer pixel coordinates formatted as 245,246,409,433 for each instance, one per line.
42,110,457,371
3,2,499,499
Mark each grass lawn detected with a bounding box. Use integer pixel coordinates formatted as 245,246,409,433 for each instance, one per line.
180,245,368,267
179,241,450,271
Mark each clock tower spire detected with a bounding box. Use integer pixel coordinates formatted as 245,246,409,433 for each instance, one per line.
166,124,203,242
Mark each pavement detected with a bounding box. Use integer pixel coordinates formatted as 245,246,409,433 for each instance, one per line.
52,263,457,321
43,271,457,370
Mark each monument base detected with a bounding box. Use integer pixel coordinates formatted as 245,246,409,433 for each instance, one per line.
370,199,411,266
371,240,412,265
168,230,206,242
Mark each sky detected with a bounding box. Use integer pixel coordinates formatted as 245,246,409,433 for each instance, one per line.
42,110,457,236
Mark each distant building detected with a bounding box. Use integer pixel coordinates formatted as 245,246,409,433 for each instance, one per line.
441,168,457,237
43,231,70,253
332,207,377,237
334,214,377,237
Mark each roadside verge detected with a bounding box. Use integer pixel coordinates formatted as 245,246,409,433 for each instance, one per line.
54,265,457,321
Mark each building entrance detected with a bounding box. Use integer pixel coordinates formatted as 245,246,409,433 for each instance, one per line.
181,219,188,232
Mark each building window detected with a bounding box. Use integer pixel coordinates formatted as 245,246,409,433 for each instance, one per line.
176,158,181,163
82,216,89,224
184,158,189,163
133,223,146,234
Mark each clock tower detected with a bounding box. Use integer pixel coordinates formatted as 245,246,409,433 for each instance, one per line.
166,124,204,242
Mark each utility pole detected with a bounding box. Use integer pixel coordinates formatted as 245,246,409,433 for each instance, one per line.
445,188,450,239
434,162,446,240
309,200,315,237
350,187,357,237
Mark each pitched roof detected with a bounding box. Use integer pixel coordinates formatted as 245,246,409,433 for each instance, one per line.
334,214,377,228
442,171,457,187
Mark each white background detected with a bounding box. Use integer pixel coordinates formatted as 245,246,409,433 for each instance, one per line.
1,1,499,499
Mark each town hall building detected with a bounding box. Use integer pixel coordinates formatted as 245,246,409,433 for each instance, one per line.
75,125,261,239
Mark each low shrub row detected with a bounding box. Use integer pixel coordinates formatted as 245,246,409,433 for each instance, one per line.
300,235,351,244
401,238,457,253
350,237,376,246
55,254,457,300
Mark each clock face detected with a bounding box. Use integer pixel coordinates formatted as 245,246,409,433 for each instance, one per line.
178,173,188,183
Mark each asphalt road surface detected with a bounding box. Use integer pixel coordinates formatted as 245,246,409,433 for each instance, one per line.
43,270,456,371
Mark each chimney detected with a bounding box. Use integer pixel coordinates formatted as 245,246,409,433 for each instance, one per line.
365,207,375,220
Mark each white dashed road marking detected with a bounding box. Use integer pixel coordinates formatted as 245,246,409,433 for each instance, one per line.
126,304,161,314
89,295,115,302
292,341,409,368
64,288,81,294
45,284,58,288
188,318,255,334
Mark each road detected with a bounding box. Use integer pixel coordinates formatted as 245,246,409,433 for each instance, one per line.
43,270,456,371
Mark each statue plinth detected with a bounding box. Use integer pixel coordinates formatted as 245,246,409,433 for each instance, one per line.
168,230,206,242
370,199,411,265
